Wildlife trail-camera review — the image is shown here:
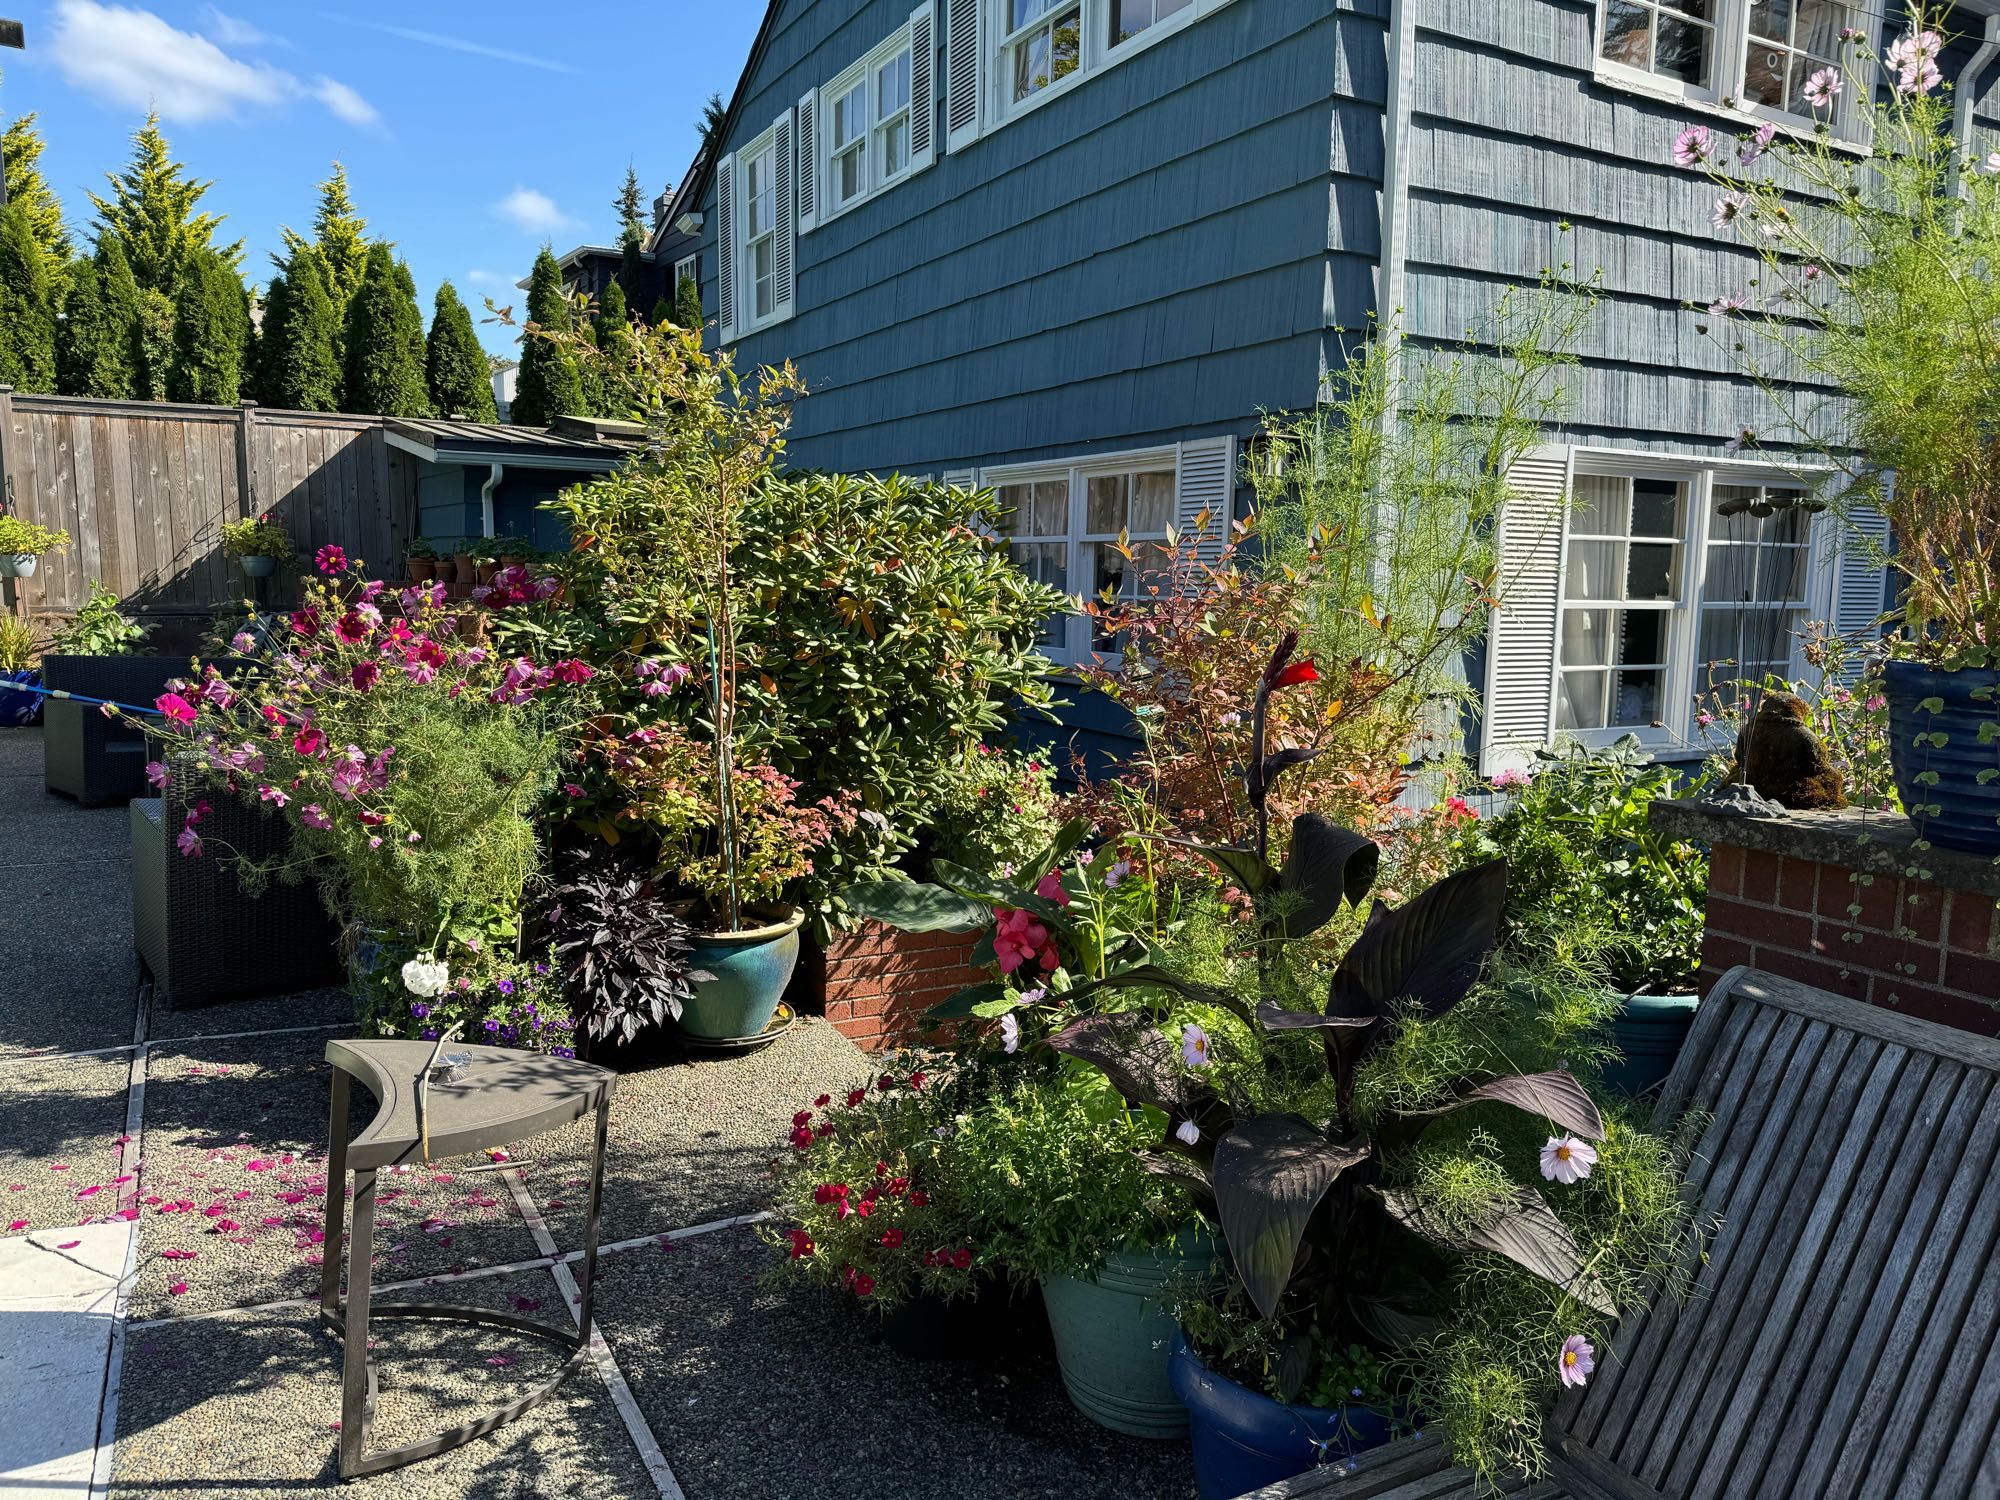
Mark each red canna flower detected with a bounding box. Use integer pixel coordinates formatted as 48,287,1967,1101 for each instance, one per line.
1269,658,1319,689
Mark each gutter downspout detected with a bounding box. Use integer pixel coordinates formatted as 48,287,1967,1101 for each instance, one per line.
479,462,503,540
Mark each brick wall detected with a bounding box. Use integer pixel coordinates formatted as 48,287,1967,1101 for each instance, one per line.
1658,804,2000,1038
811,922,985,1052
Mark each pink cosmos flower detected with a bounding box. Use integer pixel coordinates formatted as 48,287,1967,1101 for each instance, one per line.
352,661,381,692
301,804,333,831
293,725,326,758
1671,124,1712,167
999,1013,1020,1054
145,761,168,789
1803,66,1843,109
1559,1334,1595,1388
176,828,202,858
315,544,347,575
1725,427,1756,454
1540,1135,1599,1185
334,612,369,645
156,693,198,726
1708,293,1746,316
1737,120,1777,164
231,630,258,654
1182,1023,1211,1068
257,783,289,808
1712,193,1748,230
1887,30,1943,93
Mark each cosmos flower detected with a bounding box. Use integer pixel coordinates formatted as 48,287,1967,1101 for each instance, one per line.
1803,66,1843,109
999,1013,1021,1054
1182,1023,1211,1068
1671,124,1713,166
1540,1135,1599,1185
1559,1334,1596,1388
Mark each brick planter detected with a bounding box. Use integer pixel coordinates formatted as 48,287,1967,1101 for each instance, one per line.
797,921,986,1052
1652,800,2000,1036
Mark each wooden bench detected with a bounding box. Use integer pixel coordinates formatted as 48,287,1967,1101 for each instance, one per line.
1252,965,2000,1500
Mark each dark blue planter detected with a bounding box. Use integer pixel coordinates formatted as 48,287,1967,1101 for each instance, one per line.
1,669,42,728
1602,991,1700,1098
1168,1334,1395,1500
1883,661,2000,856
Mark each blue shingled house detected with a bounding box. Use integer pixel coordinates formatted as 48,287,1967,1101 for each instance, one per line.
684,0,1999,775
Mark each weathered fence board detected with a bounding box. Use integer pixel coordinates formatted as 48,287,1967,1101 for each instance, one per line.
0,390,419,624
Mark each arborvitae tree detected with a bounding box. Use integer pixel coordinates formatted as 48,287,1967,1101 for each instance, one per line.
342,243,431,417
0,202,58,392
89,112,238,297
166,248,250,404
510,246,584,426
391,258,431,409
307,163,370,310
58,237,143,398
675,270,702,332
617,219,647,306
2,114,73,286
135,289,175,400
258,251,342,410
425,280,496,420
576,322,609,418
650,294,673,327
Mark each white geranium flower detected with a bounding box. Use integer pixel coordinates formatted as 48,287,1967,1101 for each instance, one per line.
401,955,449,998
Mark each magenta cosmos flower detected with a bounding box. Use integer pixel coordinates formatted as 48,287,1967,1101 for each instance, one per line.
315,544,347,575
1559,1335,1595,1388
1670,124,1712,167
1540,1135,1599,1185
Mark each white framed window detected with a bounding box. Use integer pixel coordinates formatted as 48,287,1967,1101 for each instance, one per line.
944,0,1233,150
743,141,779,325
717,110,795,340
808,8,935,227
1595,0,1862,134
673,252,698,288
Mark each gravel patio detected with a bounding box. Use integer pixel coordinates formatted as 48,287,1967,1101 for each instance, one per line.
0,725,1199,1499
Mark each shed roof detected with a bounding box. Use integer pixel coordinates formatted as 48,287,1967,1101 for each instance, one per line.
385,416,646,472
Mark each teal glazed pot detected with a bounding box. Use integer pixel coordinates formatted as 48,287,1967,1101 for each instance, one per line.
1883,660,2000,856
238,554,279,578
1043,1228,1220,1438
1602,991,1700,1097
679,905,805,1041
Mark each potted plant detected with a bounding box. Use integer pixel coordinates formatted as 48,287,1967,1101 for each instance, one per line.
219,513,295,578
541,841,700,1067
0,616,46,727
0,517,69,578
472,536,504,585
450,540,478,586
1681,12,2000,853
493,534,532,568
1469,739,1706,1096
405,537,438,583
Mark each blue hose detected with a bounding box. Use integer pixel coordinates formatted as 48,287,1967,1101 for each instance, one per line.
0,679,166,716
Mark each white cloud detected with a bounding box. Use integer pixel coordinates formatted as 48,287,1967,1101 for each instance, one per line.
318,12,580,75
47,0,378,129
311,77,381,128
464,269,512,288
493,187,574,235
200,5,273,47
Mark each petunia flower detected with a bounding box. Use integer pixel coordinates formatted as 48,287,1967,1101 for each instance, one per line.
1540,1135,1599,1185
1559,1334,1596,1388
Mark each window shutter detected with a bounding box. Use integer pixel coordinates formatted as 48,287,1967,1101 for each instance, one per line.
773,110,796,323
909,2,937,175
1480,448,1571,776
1829,501,1893,683
945,0,981,153
942,467,978,490
1174,435,1236,573
796,89,819,234
715,151,736,342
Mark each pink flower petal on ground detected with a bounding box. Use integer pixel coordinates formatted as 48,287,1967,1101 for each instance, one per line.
115,1208,140,1221
8,1185,24,1192
484,1355,517,1368
8,1220,28,1231
232,1190,253,1200
212,1219,240,1233
160,1248,197,1260
75,1185,102,1198
244,1160,272,1172
49,1163,69,1172
511,1296,541,1312
279,1191,307,1205
58,1240,81,1249
260,1217,286,1228
168,1281,189,1296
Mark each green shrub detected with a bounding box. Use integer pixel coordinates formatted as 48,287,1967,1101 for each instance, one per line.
50,583,150,656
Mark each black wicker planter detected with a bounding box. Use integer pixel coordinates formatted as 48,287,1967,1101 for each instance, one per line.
40,654,186,806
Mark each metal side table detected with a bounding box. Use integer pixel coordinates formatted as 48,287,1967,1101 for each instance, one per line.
318,1039,616,1478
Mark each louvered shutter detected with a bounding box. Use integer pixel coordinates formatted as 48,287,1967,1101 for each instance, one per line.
1480,448,1571,776
715,152,736,342
945,0,981,153
773,110,796,323
1174,435,1236,573
909,2,937,175
1829,500,1893,683
796,89,819,234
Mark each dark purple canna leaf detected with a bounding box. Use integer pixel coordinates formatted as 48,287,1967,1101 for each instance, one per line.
1413,1071,1606,1142
1325,859,1509,1022
1213,1115,1371,1319
1274,813,1379,939
1056,964,1253,1023
1378,1185,1616,1315
1047,1013,1189,1116
1257,1002,1377,1033
1166,838,1279,896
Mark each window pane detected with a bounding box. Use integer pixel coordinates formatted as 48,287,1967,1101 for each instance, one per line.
1761,546,1806,601
1086,475,1126,533
1131,471,1174,534
1087,540,1127,604
878,51,911,114
1014,27,1051,99
833,82,866,148
1012,0,1056,28
1614,669,1664,725
1630,478,1682,537
1112,0,1189,43
1626,542,1679,600
1032,480,1067,535
1654,16,1711,84
1601,0,1651,68
1710,485,1759,535
753,239,775,318
880,117,909,176
1562,608,1616,668
1749,0,1793,42
1705,544,1757,600
1621,608,1668,666
745,158,765,237
837,144,864,201
1572,475,1628,535
1567,540,1623,601
1052,10,1082,82
1743,40,1787,105
1558,670,1610,730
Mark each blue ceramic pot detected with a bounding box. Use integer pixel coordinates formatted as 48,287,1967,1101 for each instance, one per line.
1883,660,2000,856
1602,991,1700,1097
1,668,42,728
1168,1333,1395,1499
239,555,279,578
679,905,805,1041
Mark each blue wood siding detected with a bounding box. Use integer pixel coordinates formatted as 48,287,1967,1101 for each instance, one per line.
703,0,1390,477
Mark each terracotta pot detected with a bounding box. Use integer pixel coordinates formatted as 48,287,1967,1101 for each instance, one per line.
452,553,476,584
408,557,436,582
455,610,489,646
499,553,527,567
477,561,502,584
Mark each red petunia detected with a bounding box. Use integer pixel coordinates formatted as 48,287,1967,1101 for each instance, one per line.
880,1228,904,1249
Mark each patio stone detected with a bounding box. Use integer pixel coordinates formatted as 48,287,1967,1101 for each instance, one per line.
0,726,44,776
148,984,358,1042
0,862,140,1058
0,1224,130,1490
0,777,133,869
0,1053,132,1240
529,1019,872,1253
110,1267,659,1499
591,1223,1198,1500
132,1032,541,1320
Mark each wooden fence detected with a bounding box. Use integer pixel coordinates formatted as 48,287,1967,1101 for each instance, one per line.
0,388,418,627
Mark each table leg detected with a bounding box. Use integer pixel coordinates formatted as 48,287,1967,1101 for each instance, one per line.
338,1167,376,1479
319,1066,350,1322
575,1092,610,1340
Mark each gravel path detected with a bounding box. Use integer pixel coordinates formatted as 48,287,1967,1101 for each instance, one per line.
0,859,140,1058
111,1267,659,1498
593,1223,1199,1500
0,1054,132,1240
133,1032,541,1320
149,984,358,1041
529,1020,872,1253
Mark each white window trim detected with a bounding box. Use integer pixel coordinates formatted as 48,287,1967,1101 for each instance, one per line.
821,31,917,222
1554,447,1837,754
734,124,784,335
673,252,698,287
987,443,1182,667
1591,0,1882,152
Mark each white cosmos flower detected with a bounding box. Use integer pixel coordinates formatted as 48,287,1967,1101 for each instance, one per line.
1182,1023,1211,1068
999,1013,1021,1055
1539,1135,1599,1185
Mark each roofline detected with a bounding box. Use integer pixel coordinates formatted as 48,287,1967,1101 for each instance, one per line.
384,427,632,471
685,0,785,213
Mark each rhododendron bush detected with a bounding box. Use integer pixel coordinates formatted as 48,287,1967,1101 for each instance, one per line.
143,556,583,1045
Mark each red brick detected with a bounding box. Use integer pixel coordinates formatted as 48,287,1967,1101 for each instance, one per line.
1896,883,1946,944
1948,892,1999,956
1870,981,2000,1037
1710,844,1746,899
1701,931,1756,976
1707,897,1814,952
1839,929,1941,985
1777,856,1820,913
1944,948,2000,999
1741,850,1781,906
1753,946,1872,1002
1817,868,1892,931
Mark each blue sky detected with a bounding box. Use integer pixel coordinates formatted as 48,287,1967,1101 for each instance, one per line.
0,1,764,355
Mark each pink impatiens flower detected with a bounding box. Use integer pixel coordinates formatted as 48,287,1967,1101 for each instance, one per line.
1559,1334,1596,1388
1540,1135,1599,1185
